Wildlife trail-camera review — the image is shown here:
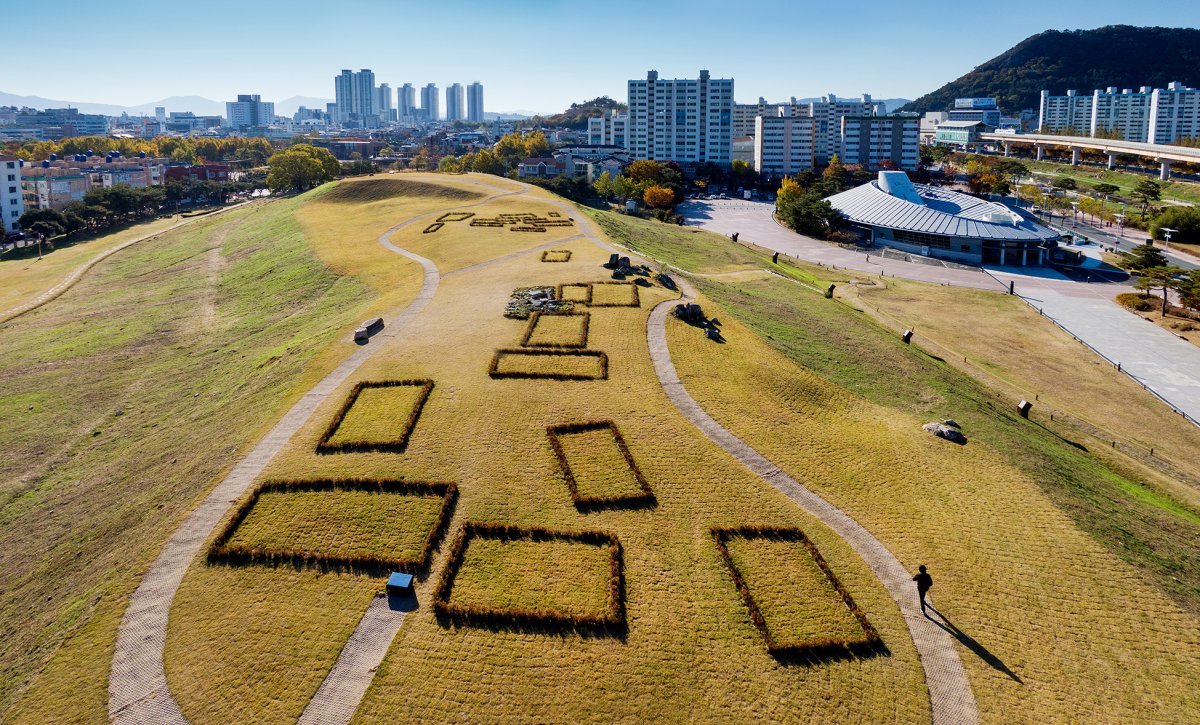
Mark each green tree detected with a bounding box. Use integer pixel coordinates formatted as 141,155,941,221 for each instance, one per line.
1131,179,1162,218
523,131,551,158
1052,176,1077,191
1133,265,1184,317
1124,242,1168,273
1176,269,1200,311
593,171,614,200
776,184,842,239
1149,206,1200,245
822,154,846,192
1093,182,1120,196
438,155,463,173
266,144,339,192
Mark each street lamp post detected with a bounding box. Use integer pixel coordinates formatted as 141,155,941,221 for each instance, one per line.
1114,213,1126,238
1070,200,1079,228
1161,227,1178,250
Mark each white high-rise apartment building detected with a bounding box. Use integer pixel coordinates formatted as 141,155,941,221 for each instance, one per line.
1090,87,1152,141
376,84,394,122
806,94,876,164
626,69,733,167
421,84,440,121
587,111,629,146
754,114,816,175
1149,81,1200,145
733,98,803,137
467,82,485,123
225,94,275,130
839,116,920,171
1038,89,1093,135
446,83,465,122
334,69,378,126
398,84,416,118
1,155,24,234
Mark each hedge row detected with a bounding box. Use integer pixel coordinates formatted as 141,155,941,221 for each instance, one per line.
437,211,475,223
316,379,435,454
487,349,608,381
587,281,641,308
710,526,882,661
519,311,590,349
423,222,444,234
540,249,572,263
546,420,655,510
432,521,625,632
207,478,458,575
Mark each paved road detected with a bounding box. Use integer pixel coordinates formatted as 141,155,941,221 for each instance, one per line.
647,279,978,725
685,199,1200,424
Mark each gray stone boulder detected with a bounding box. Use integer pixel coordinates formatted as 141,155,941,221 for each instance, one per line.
923,421,967,445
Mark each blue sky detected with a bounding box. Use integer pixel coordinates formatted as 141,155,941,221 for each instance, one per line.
9,0,1200,112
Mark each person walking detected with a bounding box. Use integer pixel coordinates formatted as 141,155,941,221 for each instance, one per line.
913,565,933,613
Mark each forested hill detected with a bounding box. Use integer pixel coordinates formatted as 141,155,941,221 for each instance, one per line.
542,96,627,129
903,26,1200,113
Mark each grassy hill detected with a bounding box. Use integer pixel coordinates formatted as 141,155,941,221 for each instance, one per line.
903,25,1200,113
3,174,1199,722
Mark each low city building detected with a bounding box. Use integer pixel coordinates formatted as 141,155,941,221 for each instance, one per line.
932,120,989,147
516,157,565,178
826,171,1060,266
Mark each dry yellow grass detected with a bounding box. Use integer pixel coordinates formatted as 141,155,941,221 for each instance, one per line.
666,293,1200,721
165,566,378,724
841,278,1200,503
589,281,640,306
389,194,581,274
490,349,607,379
522,311,589,348
165,226,925,722
552,425,646,501
443,535,613,617
225,488,446,562
0,214,182,313
724,535,868,647
559,282,592,303
323,383,430,450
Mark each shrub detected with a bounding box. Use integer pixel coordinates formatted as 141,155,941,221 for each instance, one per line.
710,526,881,662
1117,292,1157,312
519,311,590,349
432,521,624,632
546,421,654,510
208,479,458,575
488,349,608,380
316,379,434,454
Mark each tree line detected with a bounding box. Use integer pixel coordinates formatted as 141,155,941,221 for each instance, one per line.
4,135,276,165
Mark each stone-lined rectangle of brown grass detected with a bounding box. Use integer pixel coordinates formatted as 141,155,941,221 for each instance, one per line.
316,379,434,454
711,526,881,662
488,349,607,380
557,283,592,305
433,522,624,633
589,281,640,307
546,421,654,510
208,479,458,575
541,249,572,262
520,312,590,349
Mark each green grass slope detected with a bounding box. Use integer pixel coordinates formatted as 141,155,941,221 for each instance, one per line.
0,193,377,718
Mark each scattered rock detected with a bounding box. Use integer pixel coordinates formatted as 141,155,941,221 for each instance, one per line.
656,272,677,290
922,421,967,445
942,419,959,428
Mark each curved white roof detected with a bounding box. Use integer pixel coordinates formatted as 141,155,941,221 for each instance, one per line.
826,173,1061,242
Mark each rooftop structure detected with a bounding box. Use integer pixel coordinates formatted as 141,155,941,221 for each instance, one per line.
826,171,1060,266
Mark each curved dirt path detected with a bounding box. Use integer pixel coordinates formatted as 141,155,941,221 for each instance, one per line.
645,276,979,725
0,203,250,326
108,181,515,724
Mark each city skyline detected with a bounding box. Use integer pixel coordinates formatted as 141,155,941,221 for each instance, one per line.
8,0,1200,114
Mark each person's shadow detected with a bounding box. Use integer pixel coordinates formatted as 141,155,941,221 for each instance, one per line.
926,605,1022,683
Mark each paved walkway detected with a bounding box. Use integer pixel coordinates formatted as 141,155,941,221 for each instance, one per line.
0,203,251,325
646,278,979,725
108,182,515,724
681,199,1006,291
988,267,1200,422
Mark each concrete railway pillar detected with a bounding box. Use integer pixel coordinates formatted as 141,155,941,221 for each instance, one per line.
1035,144,1044,161
1159,159,1172,181
1107,152,1117,170
1003,143,1011,157
1070,147,1081,166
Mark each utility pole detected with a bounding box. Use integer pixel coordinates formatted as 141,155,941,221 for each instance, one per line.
1161,227,1178,250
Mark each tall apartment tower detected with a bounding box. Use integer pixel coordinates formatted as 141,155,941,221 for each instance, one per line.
1037,89,1093,135
467,82,485,122
376,83,394,122
421,83,440,121
806,94,875,164
445,83,466,122
333,69,378,126
398,83,416,118
1149,81,1200,144
626,69,734,167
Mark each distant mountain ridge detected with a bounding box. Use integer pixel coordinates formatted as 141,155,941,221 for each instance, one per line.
902,25,1200,114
